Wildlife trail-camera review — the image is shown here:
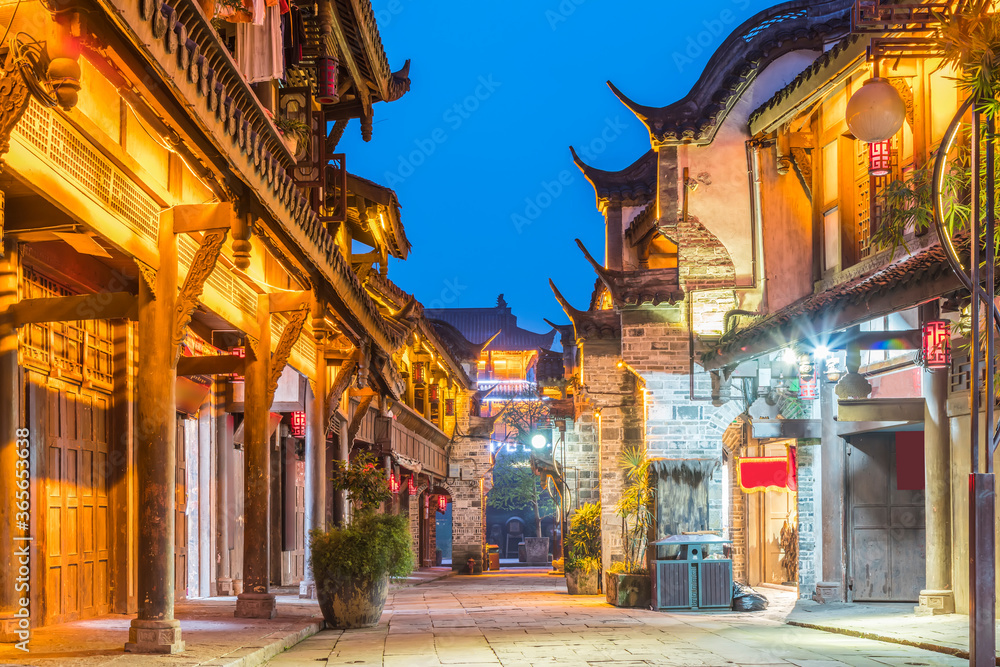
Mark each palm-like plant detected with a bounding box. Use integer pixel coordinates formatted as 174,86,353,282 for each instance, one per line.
565,502,601,573
612,448,654,575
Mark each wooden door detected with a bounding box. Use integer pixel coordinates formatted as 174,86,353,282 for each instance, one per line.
42,378,112,625
848,435,925,601
175,418,187,600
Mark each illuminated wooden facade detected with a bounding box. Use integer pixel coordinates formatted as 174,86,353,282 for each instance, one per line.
0,0,489,653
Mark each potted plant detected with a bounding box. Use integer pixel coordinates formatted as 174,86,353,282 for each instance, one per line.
275,116,311,158
309,451,414,629
606,448,654,608
564,501,601,595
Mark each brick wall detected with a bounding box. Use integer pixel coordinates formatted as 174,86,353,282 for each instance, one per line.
722,422,746,583
795,441,819,598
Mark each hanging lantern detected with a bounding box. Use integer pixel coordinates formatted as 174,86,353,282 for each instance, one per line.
389,472,399,494
408,475,416,494
429,385,439,402
799,373,818,400
437,495,447,512
922,320,951,370
868,139,892,177
445,398,455,416
412,362,425,385
290,411,306,438
846,77,906,143
315,56,339,105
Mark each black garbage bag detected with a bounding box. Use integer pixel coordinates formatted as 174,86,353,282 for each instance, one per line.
731,581,769,611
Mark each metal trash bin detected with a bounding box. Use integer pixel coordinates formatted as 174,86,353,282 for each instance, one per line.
487,544,500,571
652,534,732,610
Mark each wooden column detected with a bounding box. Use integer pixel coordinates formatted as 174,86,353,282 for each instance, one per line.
0,240,22,643
336,415,349,525
818,379,846,602
215,383,233,595
235,295,275,618
301,339,327,598
126,214,184,654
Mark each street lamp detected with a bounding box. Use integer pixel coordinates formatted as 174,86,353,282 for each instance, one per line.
531,433,547,449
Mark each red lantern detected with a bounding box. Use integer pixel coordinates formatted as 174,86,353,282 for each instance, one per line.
290,411,306,438
316,56,339,105
412,362,425,385
922,320,951,370
868,139,892,177
408,475,416,494
231,346,245,380
437,495,447,512
429,385,439,402
445,398,455,416
389,472,399,494
799,373,818,400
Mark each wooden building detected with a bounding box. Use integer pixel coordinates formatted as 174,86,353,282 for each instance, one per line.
0,0,490,653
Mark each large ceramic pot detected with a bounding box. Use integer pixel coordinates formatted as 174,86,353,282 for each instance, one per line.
316,573,389,629
565,568,600,595
523,536,550,565
605,572,651,608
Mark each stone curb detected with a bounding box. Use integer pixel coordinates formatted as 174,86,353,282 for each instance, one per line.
787,620,998,665
202,620,324,667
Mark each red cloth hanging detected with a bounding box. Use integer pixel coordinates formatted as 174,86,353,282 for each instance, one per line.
738,445,797,493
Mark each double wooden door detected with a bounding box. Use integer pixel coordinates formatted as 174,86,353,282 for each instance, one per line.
39,376,112,625
848,435,925,601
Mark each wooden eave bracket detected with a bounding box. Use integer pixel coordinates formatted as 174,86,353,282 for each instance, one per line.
173,203,236,234
173,227,228,357
347,393,375,444
265,306,309,406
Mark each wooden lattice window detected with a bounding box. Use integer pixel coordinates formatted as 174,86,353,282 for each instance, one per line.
855,138,897,260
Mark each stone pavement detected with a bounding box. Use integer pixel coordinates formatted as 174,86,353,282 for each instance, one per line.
264,572,969,666
0,568,453,667
788,598,997,663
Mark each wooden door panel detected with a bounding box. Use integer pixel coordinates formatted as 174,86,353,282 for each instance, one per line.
852,528,889,599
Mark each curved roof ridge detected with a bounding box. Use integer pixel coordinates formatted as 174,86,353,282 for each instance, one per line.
608,0,852,146
570,148,656,209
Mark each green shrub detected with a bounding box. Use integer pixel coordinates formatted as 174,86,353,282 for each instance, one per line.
564,501,601,573
329,450,391,516
309,512,414,583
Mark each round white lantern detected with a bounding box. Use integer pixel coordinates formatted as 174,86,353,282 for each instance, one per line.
846,77,906,143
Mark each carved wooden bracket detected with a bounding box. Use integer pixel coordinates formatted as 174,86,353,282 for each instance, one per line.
347,394,375,445
135,261,157,299
888,78,915,129
325,352,360,436
0,51,31,245
790,147,813,201
173,228,228,357
265,305,308,406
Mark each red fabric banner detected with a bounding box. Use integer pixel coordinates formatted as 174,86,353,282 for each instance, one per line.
895,431,925,491
738,447,797,493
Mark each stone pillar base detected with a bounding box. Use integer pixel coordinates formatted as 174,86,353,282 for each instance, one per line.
124,619,185,654
234,592,277,619
0,615,28,643
812,581,842,604
298,580,316,599
217,577,234,596
915,589,955,616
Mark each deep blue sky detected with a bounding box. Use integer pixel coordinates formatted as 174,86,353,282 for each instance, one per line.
341,0,775,338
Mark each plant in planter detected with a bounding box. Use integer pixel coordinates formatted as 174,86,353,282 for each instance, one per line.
309,451,414,629
564,501,601,595
606,447,654,608
275,117,311,157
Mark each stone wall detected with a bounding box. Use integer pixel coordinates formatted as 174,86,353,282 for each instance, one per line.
446,411,494,573
559,412,599,510
795,440,820,598
722,422,747,583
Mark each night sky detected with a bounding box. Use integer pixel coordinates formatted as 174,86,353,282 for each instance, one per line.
339,0,775,339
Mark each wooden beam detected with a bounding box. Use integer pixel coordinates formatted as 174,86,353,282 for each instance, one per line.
268,291,312,314
347,394,375,445
177,354,245,377
6,292,137,326
327,1,372,116
172,203,235,234
347,0,390,101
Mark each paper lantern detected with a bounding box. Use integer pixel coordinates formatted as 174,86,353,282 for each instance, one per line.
290,411,306,438
389,472,399,494
799,373,818,400
445,398,455,416
868,139,892,176
412,362,425,385
846,77,906,143
429,385,439,402
437,495,447,512
408,475,416,494
316,56,339,105
922,320,951,370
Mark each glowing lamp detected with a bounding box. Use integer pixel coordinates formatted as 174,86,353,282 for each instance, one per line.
390,472,399,494
316,56,339,105
437,495,447,512
531,434,547,449
922,320,951,370
429,385,439,402
799,373,818,400
445,398,455,416
846,78,906,143
408,475,416,494
868,139,892,176
290,411,306,438
412,362,425,385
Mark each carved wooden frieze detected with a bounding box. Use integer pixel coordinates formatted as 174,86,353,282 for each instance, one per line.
265,305,308,405
173,228,227,355
347,394,375,445
325,355,359,436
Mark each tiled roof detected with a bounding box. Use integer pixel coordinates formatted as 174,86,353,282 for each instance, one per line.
424,300,556,352
571,149,656,209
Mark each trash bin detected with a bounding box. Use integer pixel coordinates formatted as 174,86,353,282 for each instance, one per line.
651,534,732,610
487,544,500,571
